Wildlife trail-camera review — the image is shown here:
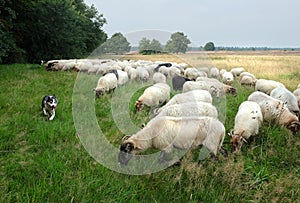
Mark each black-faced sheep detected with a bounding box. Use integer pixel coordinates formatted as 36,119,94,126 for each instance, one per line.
118,116,227,165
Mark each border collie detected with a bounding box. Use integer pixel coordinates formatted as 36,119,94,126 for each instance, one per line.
42,94,58,120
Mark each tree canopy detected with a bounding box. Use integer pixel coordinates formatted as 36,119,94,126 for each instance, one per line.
100,32,131,55
164,32,191,54
0,0,107,63
204,42,216,51
138,38,163,55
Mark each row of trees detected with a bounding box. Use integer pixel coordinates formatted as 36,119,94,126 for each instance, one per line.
0,0,107,63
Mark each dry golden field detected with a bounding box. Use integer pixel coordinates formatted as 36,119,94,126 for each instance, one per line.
123,51,300,90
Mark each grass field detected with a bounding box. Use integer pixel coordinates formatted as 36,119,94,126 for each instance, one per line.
1,52,300,202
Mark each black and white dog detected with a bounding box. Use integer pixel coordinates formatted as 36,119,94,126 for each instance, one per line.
42,94,58,120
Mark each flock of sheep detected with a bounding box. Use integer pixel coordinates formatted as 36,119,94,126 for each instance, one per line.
45,58,300,166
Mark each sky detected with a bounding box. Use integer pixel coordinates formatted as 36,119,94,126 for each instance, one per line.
84,0,300,48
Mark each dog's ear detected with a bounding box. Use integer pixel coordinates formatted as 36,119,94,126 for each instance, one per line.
53,94,56,98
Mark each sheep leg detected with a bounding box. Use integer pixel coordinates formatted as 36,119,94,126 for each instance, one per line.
210,153,219,161
219,146,228,158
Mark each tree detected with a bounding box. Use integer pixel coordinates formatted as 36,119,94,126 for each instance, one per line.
138,38,163,55
101,32,131,54
164,32,191,53
204,42,215,51
0,0,107,63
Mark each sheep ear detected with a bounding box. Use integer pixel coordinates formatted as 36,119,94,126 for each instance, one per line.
121,135,131,142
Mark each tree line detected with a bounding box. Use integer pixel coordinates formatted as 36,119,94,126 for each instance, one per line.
0,0,107,63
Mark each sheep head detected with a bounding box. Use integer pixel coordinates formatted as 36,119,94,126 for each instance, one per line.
229,86,237,96
287,121,300,135
118,135,141,166
229,130,247,153
135,100,144,112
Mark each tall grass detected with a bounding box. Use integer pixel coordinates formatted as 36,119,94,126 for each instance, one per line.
1,53,300,203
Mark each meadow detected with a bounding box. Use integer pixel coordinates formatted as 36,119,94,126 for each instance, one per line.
0,51,300,202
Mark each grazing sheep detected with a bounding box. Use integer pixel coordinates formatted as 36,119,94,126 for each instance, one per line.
172,75,191,91
135,83,170,111
153,101,218,119
136,67,150,82
169,66,182,78
118,116,227,165
153,72,167,84
293,87,300,109
221,71,234,85
184,68,207,80
116,70,129,86
230,101,263,153
248,91,300,135
255,79,285,95
197,67,210,75
161,90,213,111
127,67,138,81
270,87,299,117
240,75,256,86
209,67,220,78
154,62,172,72
239,72,256,81
104,69,119,79
230,67,245,77
183,79,237,97
94,73,118,98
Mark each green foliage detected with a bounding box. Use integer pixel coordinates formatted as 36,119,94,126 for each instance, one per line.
204,42,216,51
164,32,191,53
99,32,131,55
138,38,163,55
0,0,107,64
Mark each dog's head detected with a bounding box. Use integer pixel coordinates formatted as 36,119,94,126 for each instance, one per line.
135,100,144,112
45,95,58,110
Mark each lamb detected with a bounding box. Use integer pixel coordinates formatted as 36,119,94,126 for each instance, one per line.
248,91,300,135
270,87,299,117
183,79,237,97
172,75,191,91
153,101,218,119
221,71,234,85
230,67,245,77
230,101,263,153
135,83,170,111
255,79,285,95
94,73,118,98
118,116,228,166
153,72,167,84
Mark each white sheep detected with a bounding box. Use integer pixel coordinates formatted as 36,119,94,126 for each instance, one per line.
184,68,207,80
118,116,227,165
270,87,299,117
255,79,285,95
116,70,129,86
135,83,170,111
230,101,263,153
153,72,167,84
248,91,300,135
239,72,256,80
136,67,150,82
240,75,256,86
209,67,220,78
293,87,300,109
230,67,245,77
154,101,218,119
169,66,182,78
94,73,118,97
183,79,237,97
160,90,213,112
221,71,234,85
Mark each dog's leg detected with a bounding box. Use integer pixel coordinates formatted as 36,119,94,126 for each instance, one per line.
49,111,55,120
42,108,48,116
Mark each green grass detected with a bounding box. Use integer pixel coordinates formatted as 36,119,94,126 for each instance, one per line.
1,64,300,202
